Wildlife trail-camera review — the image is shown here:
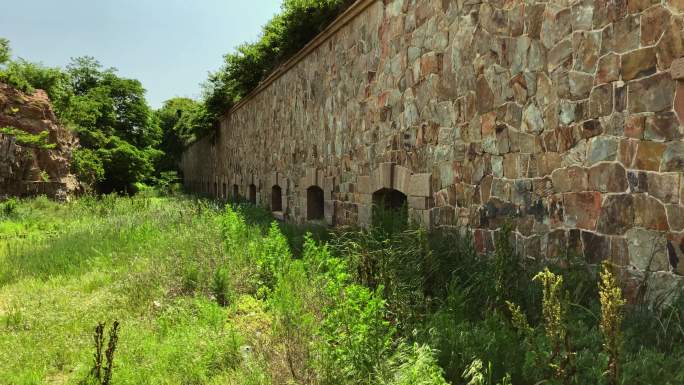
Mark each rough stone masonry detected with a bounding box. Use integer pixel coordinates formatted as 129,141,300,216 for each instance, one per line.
182,0,684,298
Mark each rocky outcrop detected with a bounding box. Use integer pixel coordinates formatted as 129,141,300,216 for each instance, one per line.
0,82,78,200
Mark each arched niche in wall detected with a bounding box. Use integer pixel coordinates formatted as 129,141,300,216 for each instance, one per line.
249,184,257,205
372,188,408,230
307,185,325,220
271,185,283,212
233,184,239,202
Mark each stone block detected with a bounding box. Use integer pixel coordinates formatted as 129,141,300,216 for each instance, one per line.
634,194,669,231
408,195,433,210
628,73,675,113
552,166,589,193
563,191,602,230
372,162,393,192
622,47,657,81
597,194,635,235
356,193,372,205
393,165,412,193
634,141,666,171
324,200,335,226
661,142,684,172
305,167,317,188
666,204,684,232
589,83,614,118
645,112,683,141
408,173,432,197
671,57,684,80
675,81,684,124
641,5,669,46
588,162,628,193
647,172,680,203
625,228,670,271
582,231,610,264
588,136,619,165
595,53,620,84
356,176,371,194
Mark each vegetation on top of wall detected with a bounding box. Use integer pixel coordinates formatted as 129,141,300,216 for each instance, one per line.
199,0,354,130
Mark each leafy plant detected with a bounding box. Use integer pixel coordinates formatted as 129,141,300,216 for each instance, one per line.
598,263,625,385
83,321,120,385
212,267,232,307
533,269,576,384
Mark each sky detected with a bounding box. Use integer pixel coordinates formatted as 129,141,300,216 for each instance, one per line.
0,0,282,108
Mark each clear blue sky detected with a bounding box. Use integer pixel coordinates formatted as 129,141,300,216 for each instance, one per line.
0,0,282,108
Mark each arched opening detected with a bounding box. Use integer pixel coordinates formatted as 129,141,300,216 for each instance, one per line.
222,183,227,200
307,186,325,220
372,188,408,231
271,185,283,212
233,184,239,202
249,184,257,204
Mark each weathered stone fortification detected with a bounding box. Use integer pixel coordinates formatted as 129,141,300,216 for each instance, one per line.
183,0,684,294
0,82,78,200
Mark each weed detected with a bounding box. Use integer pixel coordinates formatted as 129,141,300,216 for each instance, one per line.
598,263,625,385
83,321,120,385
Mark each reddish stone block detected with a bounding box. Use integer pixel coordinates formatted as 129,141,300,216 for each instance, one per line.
420,52,443,77
641,5,669,46
595,53,620,85
634,194,670,231
674,81,684,124
563,191,603,230
624,115,645,139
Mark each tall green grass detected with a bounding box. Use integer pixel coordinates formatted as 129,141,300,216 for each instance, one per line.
1,194,683,385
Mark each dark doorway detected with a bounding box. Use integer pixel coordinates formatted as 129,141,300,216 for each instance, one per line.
222,183,227,200
233,184,239,201
271,185,283,212
372,188,408,231
249,184,257,204
307,186,325,220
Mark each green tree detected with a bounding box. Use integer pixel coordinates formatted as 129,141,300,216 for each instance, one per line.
155,97,205,173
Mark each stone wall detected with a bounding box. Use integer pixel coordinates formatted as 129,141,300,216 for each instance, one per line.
182,0,684,293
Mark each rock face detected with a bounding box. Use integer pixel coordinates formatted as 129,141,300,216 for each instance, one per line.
182,0,684,293
0,82,78,200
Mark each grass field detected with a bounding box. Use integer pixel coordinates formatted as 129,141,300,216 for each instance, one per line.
0,195,265,384
1,194,683,385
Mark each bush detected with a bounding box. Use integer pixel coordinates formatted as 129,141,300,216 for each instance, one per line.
1,197,18,217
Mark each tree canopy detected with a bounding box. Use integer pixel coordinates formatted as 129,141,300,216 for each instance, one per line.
0,41,163,193
202,0,353,117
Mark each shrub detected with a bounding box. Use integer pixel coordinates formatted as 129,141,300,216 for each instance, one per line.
212,267,232,307
1,197,18,217
378,343,450,385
